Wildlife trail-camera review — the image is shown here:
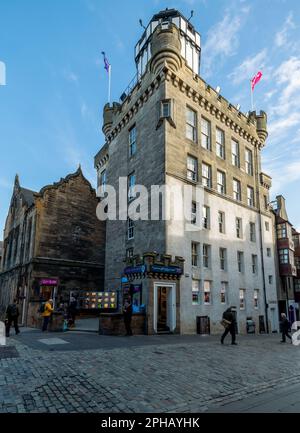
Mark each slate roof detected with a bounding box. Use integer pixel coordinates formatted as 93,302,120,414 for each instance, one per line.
20,187,36,207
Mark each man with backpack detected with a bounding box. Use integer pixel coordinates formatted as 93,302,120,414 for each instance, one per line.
41,298,54,332
5,299,20,337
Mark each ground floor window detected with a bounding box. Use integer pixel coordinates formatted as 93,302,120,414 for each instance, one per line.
254,289,259,309
239,289,245,310
220,282,227,304
204,280,211,304
192,280,200,305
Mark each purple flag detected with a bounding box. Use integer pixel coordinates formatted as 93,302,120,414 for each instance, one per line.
101,51,110,73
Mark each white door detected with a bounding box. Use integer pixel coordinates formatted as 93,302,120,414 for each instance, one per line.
153,283,176,333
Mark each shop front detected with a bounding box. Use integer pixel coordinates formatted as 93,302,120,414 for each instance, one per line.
99,252,184,336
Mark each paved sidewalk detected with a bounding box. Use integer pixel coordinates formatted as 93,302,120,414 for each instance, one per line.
0,332,299,413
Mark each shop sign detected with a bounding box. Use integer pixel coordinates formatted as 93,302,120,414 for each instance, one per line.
151,265,182,275
124,265,146,274
40,279,58,286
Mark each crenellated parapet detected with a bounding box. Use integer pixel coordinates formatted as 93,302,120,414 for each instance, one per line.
123,251,185,281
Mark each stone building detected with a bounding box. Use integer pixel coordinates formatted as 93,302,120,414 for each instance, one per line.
94,9,279,335
292,228,300,312
273,195,299,322
0,168,105,326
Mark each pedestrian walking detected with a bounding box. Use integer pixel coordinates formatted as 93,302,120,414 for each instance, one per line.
123,297,133,336
41,298,54,332
280,313,292,343
68,294,77,327
221,307,237,345
5,299,20,337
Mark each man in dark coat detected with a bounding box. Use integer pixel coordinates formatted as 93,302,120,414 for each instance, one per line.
280,313,292,343
5,299,20,337
221,307,237,345
123,297,133,336
68,295,78,327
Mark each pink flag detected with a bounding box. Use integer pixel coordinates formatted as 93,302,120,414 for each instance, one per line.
251,71,262,91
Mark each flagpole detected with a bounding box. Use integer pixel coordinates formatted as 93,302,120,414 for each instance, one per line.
250,79,254,112
108,65,111,106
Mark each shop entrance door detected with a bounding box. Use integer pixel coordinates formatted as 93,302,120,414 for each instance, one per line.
157,287,168,332
153,283,176,334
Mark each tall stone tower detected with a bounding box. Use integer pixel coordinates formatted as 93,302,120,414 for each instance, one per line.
95,9,278,336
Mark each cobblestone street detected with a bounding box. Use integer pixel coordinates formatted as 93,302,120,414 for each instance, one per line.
0,330,299,413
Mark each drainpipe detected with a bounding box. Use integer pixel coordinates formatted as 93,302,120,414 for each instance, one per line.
254,145,269,333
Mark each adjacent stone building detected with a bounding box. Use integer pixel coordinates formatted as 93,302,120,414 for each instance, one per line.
0,168,105,326
95,8,279,335
273,195,299,322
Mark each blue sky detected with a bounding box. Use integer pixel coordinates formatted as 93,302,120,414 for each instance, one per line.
0,0,300,235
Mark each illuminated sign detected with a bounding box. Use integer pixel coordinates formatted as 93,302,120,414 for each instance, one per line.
40,279,58,286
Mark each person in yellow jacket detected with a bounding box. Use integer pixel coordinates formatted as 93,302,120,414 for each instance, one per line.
42,299,54,332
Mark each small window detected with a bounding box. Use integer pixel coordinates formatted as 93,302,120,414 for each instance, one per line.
202,163,212,188
265,221,270,231
218,211,225,234
126,248,133,259
245,149,253,175
236,218,243,239
254,289,259,309
161,100,171,118
187,155,198,182
216,128,225,159
99,169,106,193
269,275,273,284
279,249,289,264
247,186,255,207
232,139,240,167
191,201,197,225
204,280,211,304
192,280,200,305
192,242,199,267
203,244,210,268
252,255,258,274
239,289,245,310
277,223,287,239
201,117,211,150
250,222,256,242
233,179,241,201
186,107,197,142
220,282,227,304
202,206,210,229
127,218,134,240
237,251,244,273
267,248,271,257
129,126,136,156
217,170,226,195
220,248,227,271
128,173,136,201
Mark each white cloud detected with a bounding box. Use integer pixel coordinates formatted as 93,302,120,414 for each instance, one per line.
275,12,295,47
63,70,79,84
273,56,300,115
81,102,88,118
202,7,250,77
268,111,300,138
228,49,268,85
263,158,300,196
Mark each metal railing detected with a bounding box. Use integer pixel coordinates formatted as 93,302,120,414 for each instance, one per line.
119,72,139,102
